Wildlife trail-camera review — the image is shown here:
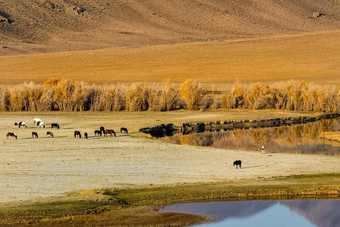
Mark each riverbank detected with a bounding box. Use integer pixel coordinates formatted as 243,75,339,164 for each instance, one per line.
1,174,340,226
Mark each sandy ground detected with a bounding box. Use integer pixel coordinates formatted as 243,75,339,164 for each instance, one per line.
2,0,340,56
0,112,339,204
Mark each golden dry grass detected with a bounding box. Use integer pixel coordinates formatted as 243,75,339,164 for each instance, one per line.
1,31,340,85
1,110,339,204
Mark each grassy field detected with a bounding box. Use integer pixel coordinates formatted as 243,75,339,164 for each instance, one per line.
0,110,339,225
1,31,340,85
1,173,340,226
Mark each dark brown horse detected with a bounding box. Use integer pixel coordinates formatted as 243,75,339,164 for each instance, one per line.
84,132,88,139
233,160,242,169
100,126,105,133
46,131,54,138
94,130,102,136
120,127,128,134
104,129,116,137
74,131,81,138
32,132,38,138
6,132,17,139
51,123,60,129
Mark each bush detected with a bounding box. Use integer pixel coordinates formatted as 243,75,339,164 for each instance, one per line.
0,78,338,113
179,79,206,110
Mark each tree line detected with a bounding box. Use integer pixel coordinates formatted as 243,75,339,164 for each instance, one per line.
0,78,338,112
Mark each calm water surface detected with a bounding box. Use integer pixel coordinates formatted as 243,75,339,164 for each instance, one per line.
165,118,340,155
161,200,340,227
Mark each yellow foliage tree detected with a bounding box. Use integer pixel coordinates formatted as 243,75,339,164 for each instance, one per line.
179,79,205,110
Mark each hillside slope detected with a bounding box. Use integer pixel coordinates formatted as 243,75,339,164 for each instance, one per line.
1,0,340,55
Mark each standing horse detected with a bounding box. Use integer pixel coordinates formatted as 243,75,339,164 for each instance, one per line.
6,132,17,139
46,131,54,138
32,132,38,138
100,126,105,133
104,129,116,137
233,160,242,169
94,130,102,136
74,131,81,138
261,145,265,153
84,132,88,139
120,127,128,134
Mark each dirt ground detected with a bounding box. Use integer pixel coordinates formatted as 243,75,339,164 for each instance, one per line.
0,111,339,204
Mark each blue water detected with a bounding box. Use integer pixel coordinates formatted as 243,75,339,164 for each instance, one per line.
160,200,340,227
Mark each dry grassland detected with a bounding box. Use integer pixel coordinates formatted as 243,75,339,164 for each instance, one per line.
1,111,339,204
1,31,340,85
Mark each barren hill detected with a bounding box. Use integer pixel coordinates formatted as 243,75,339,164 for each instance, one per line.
1,0,340,55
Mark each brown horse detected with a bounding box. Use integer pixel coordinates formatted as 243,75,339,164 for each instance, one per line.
120,127,128,134
32,132,38,138
104,129,116,137
6,132,17,139
46,131,54,138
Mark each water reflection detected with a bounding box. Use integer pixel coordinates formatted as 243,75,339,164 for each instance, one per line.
164,119,340,155
161,200,340,227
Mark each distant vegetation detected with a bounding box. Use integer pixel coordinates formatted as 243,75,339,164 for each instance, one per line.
0,78,338,112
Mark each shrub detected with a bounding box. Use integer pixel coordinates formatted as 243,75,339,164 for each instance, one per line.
179,79,206,110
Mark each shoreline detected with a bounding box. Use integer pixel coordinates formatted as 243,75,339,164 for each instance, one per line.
1,173,340,225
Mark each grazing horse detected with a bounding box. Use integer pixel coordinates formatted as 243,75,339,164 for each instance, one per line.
51,123,60,129
37,121,45,128
104,129,116,137
13,122,19,128
84,132,88,139
74,131,81,138
32,132,38,138
46,131,54,138
233,160,242,169
18,122,27,128
94,130,102,136
33,118,42,125
100,126,105,133
6,132,17,139
120,127,128,134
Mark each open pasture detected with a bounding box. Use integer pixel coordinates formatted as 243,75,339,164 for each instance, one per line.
1,111,340,204
1,31,340,85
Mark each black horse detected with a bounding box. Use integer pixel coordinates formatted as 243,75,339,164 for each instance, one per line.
51,123,60,129
84,132,88,139
100,126,105,133
74,131,81,138
233,160,242,169
94,130,102,136
120,127,128,134
32,132,38,138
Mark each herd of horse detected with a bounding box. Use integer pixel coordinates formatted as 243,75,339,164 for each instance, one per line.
6,118,128,140
7,118,245,169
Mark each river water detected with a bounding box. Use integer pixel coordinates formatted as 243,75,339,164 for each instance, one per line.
164,118,340,155
160,199,340,227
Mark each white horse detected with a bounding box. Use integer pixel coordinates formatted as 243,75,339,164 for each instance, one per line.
33,118,42,125
37,121,45,128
